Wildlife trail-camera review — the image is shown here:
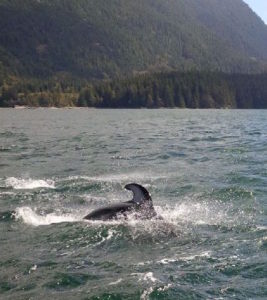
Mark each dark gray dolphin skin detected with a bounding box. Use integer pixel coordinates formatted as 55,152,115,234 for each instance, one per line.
83,183,157,221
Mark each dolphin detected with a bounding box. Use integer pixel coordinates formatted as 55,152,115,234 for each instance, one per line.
83,183,158,221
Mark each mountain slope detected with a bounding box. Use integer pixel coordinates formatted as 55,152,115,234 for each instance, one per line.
0,0,267,80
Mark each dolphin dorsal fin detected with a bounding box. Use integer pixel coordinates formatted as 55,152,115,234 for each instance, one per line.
125,183,151,204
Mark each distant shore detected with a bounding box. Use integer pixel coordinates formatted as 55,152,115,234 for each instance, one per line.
1,71,267,109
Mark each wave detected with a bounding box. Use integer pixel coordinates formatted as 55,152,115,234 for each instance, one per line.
132,272,159,283
15,207,80,226
141,282,172,300
158,251,212,265
5,177,55,190
3,171,165,192
67,171,167,183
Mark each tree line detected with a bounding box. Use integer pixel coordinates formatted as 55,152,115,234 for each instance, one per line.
1,71,267,108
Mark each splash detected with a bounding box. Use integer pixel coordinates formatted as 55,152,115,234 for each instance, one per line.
14,196,251,232
155,198,250,227
15,207,79,226
5,177,55,190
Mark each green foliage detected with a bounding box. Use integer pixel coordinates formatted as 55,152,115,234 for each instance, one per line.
2,71,266,109
0,77,79,107
0,0,267,80
82,72,266,109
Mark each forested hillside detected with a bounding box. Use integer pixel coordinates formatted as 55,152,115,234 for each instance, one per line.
1,72,267,109
0,0,267,80
77,72,267,109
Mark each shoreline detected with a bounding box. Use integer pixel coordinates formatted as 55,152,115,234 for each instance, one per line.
0,106,264,110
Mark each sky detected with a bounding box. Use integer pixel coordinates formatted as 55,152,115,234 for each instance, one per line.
243,0,267,24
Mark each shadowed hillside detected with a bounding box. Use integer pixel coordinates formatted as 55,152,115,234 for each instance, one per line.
0,0,267,80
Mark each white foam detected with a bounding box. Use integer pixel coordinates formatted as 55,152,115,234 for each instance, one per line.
68,171,166,183
140,284,172,300
158,258,177,265
155,199,241,227
0,191,16,195
6,177,55,189
157,284,172,292
158,251,211,265
29,265,37,274
143,272,158,283
137,260,153,266
256,225,267,231
141,287,154,300
258,236,267,247
181,251,212,261
15,207,79,226
108,278,123,286
132,272,159,283
94,229,118,246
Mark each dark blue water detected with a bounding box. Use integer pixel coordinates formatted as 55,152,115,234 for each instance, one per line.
0,109,266,299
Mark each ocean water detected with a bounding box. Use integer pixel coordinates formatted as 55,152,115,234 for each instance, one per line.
0,108,266,300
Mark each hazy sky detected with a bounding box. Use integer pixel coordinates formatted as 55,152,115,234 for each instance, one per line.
243,0,267,24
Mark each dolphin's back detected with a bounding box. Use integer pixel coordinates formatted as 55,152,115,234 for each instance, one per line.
83,202,133,221
83,183,159,221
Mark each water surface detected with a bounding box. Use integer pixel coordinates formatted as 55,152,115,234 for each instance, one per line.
0,109,266,299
